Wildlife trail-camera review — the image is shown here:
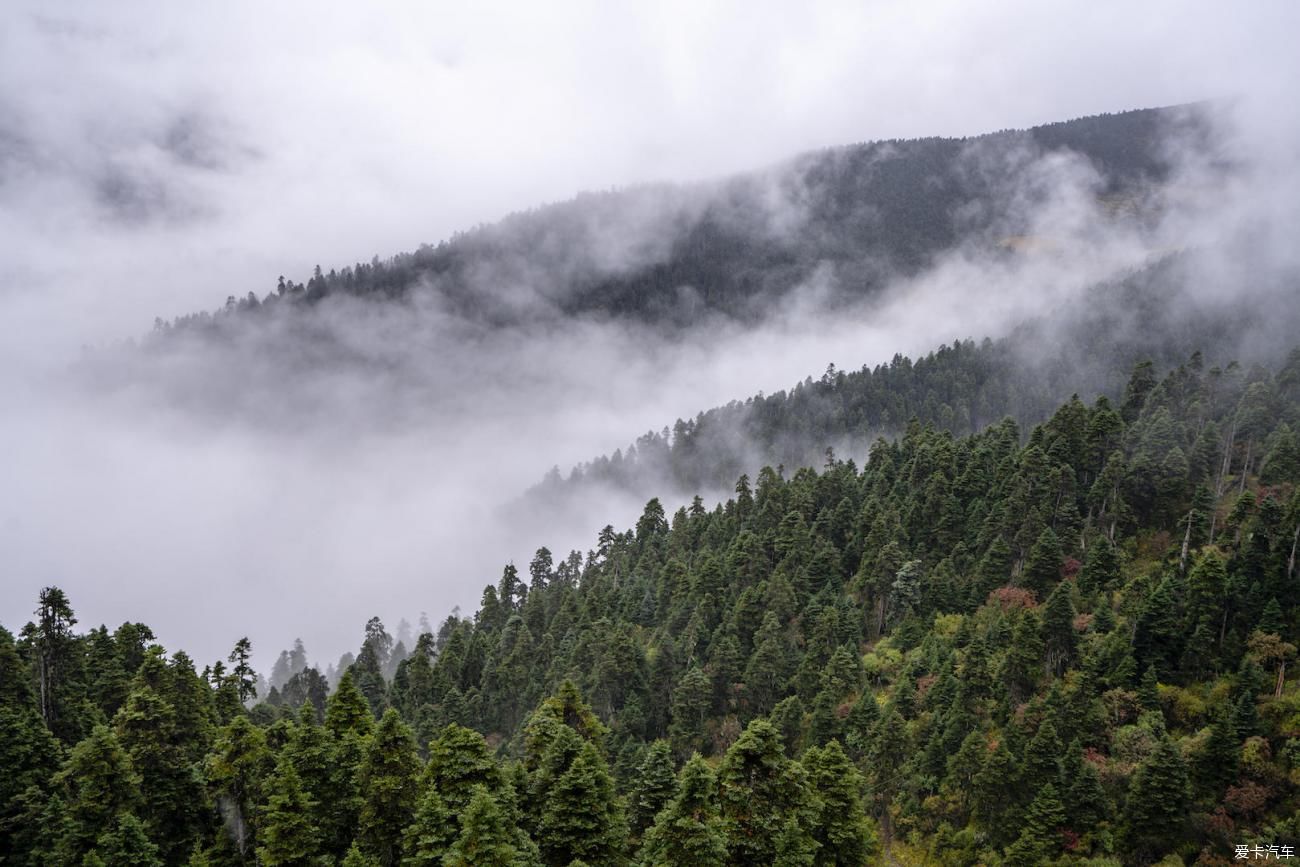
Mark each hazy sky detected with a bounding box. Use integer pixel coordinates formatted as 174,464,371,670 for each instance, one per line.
3,1,1298,671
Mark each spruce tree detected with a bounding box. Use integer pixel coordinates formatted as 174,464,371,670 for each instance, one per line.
206,715,271,859
356,709,420,866
442,786,518,867
1040,581,1077,677
51,724,142,862
1003,783,1065,866
535,740,626,866
718,719,817,866
87,812,163,867
1122,736,1190,860
257,757,321,866
629,740,677,840
1061,740,1107,834
1196,705,1240,799
114,662,206,862
639,754,727,867
802,740,879,866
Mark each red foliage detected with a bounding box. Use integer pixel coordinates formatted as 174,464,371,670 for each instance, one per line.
988,586,1038,610
1059,828,1081,852
1224,781,1272,819
1061,557,1082,578
916,674,938,701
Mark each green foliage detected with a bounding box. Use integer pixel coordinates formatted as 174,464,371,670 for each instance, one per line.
718,719,817,866
356,709,420,866
6,342,1300,866
802,740,879,865
638,754,727,867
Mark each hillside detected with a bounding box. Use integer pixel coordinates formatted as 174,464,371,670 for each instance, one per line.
526,248,1300,509
7,346,1300,865
152,104,1209,335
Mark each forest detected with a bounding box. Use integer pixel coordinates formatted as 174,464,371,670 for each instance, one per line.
5,344,1300,865
144,105,1207,337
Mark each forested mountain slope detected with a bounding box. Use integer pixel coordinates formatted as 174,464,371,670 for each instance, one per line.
153,104,1207,334
526,249,1299,507
7,346,1300,865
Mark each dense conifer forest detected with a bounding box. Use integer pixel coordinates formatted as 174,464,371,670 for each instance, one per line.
144,105,1205,336
6,344,1300,865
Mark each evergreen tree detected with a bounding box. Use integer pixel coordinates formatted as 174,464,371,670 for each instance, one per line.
802,740,879,866
1004,783,1065,866
718,719,817,866
442,786,519,867
1041,581,1077,677
114,655,206,862
48,724,142,863
535,740,626,866
206,715,271,860
628,741,677,840
86,812,163,867
257,757,322,866
356,709,420,866
1196,705,1240,798
1123,736,1190,861
638,754,727,867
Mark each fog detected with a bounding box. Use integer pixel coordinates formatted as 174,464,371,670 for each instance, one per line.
3,1,1299,674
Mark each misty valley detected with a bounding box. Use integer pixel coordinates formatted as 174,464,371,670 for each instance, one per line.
6,101,1300,867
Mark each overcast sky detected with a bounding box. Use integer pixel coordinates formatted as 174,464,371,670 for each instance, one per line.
3,1,1298,671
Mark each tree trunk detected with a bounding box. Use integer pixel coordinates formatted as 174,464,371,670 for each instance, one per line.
1180,511,1194,572
1276,659,1286,699
1239,438,1253,494
1216,421,1236,497
1288,522,1299,580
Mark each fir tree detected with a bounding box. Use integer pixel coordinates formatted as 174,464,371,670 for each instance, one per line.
1004,783,1065,866
628,740,677,840
442,786,519,867
802,740,879,866
718,719,817,866
257,757,322,866
639,754,727,867
356,709,420,866
1123,736,1190,861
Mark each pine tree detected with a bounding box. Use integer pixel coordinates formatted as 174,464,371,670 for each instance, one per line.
1123,736,1190,861
356,709,420,866
639,754,727,867
718,719,817,866
87,812,163,867
442,786,518,867
1003,783,1065,866
257,757,322,866
535,740,626,866
629,741,677,840
802,740,879,866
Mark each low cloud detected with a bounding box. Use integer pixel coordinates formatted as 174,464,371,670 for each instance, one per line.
2,3,1298,672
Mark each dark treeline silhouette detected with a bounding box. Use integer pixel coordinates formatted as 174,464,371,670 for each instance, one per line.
151,105,1210,336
